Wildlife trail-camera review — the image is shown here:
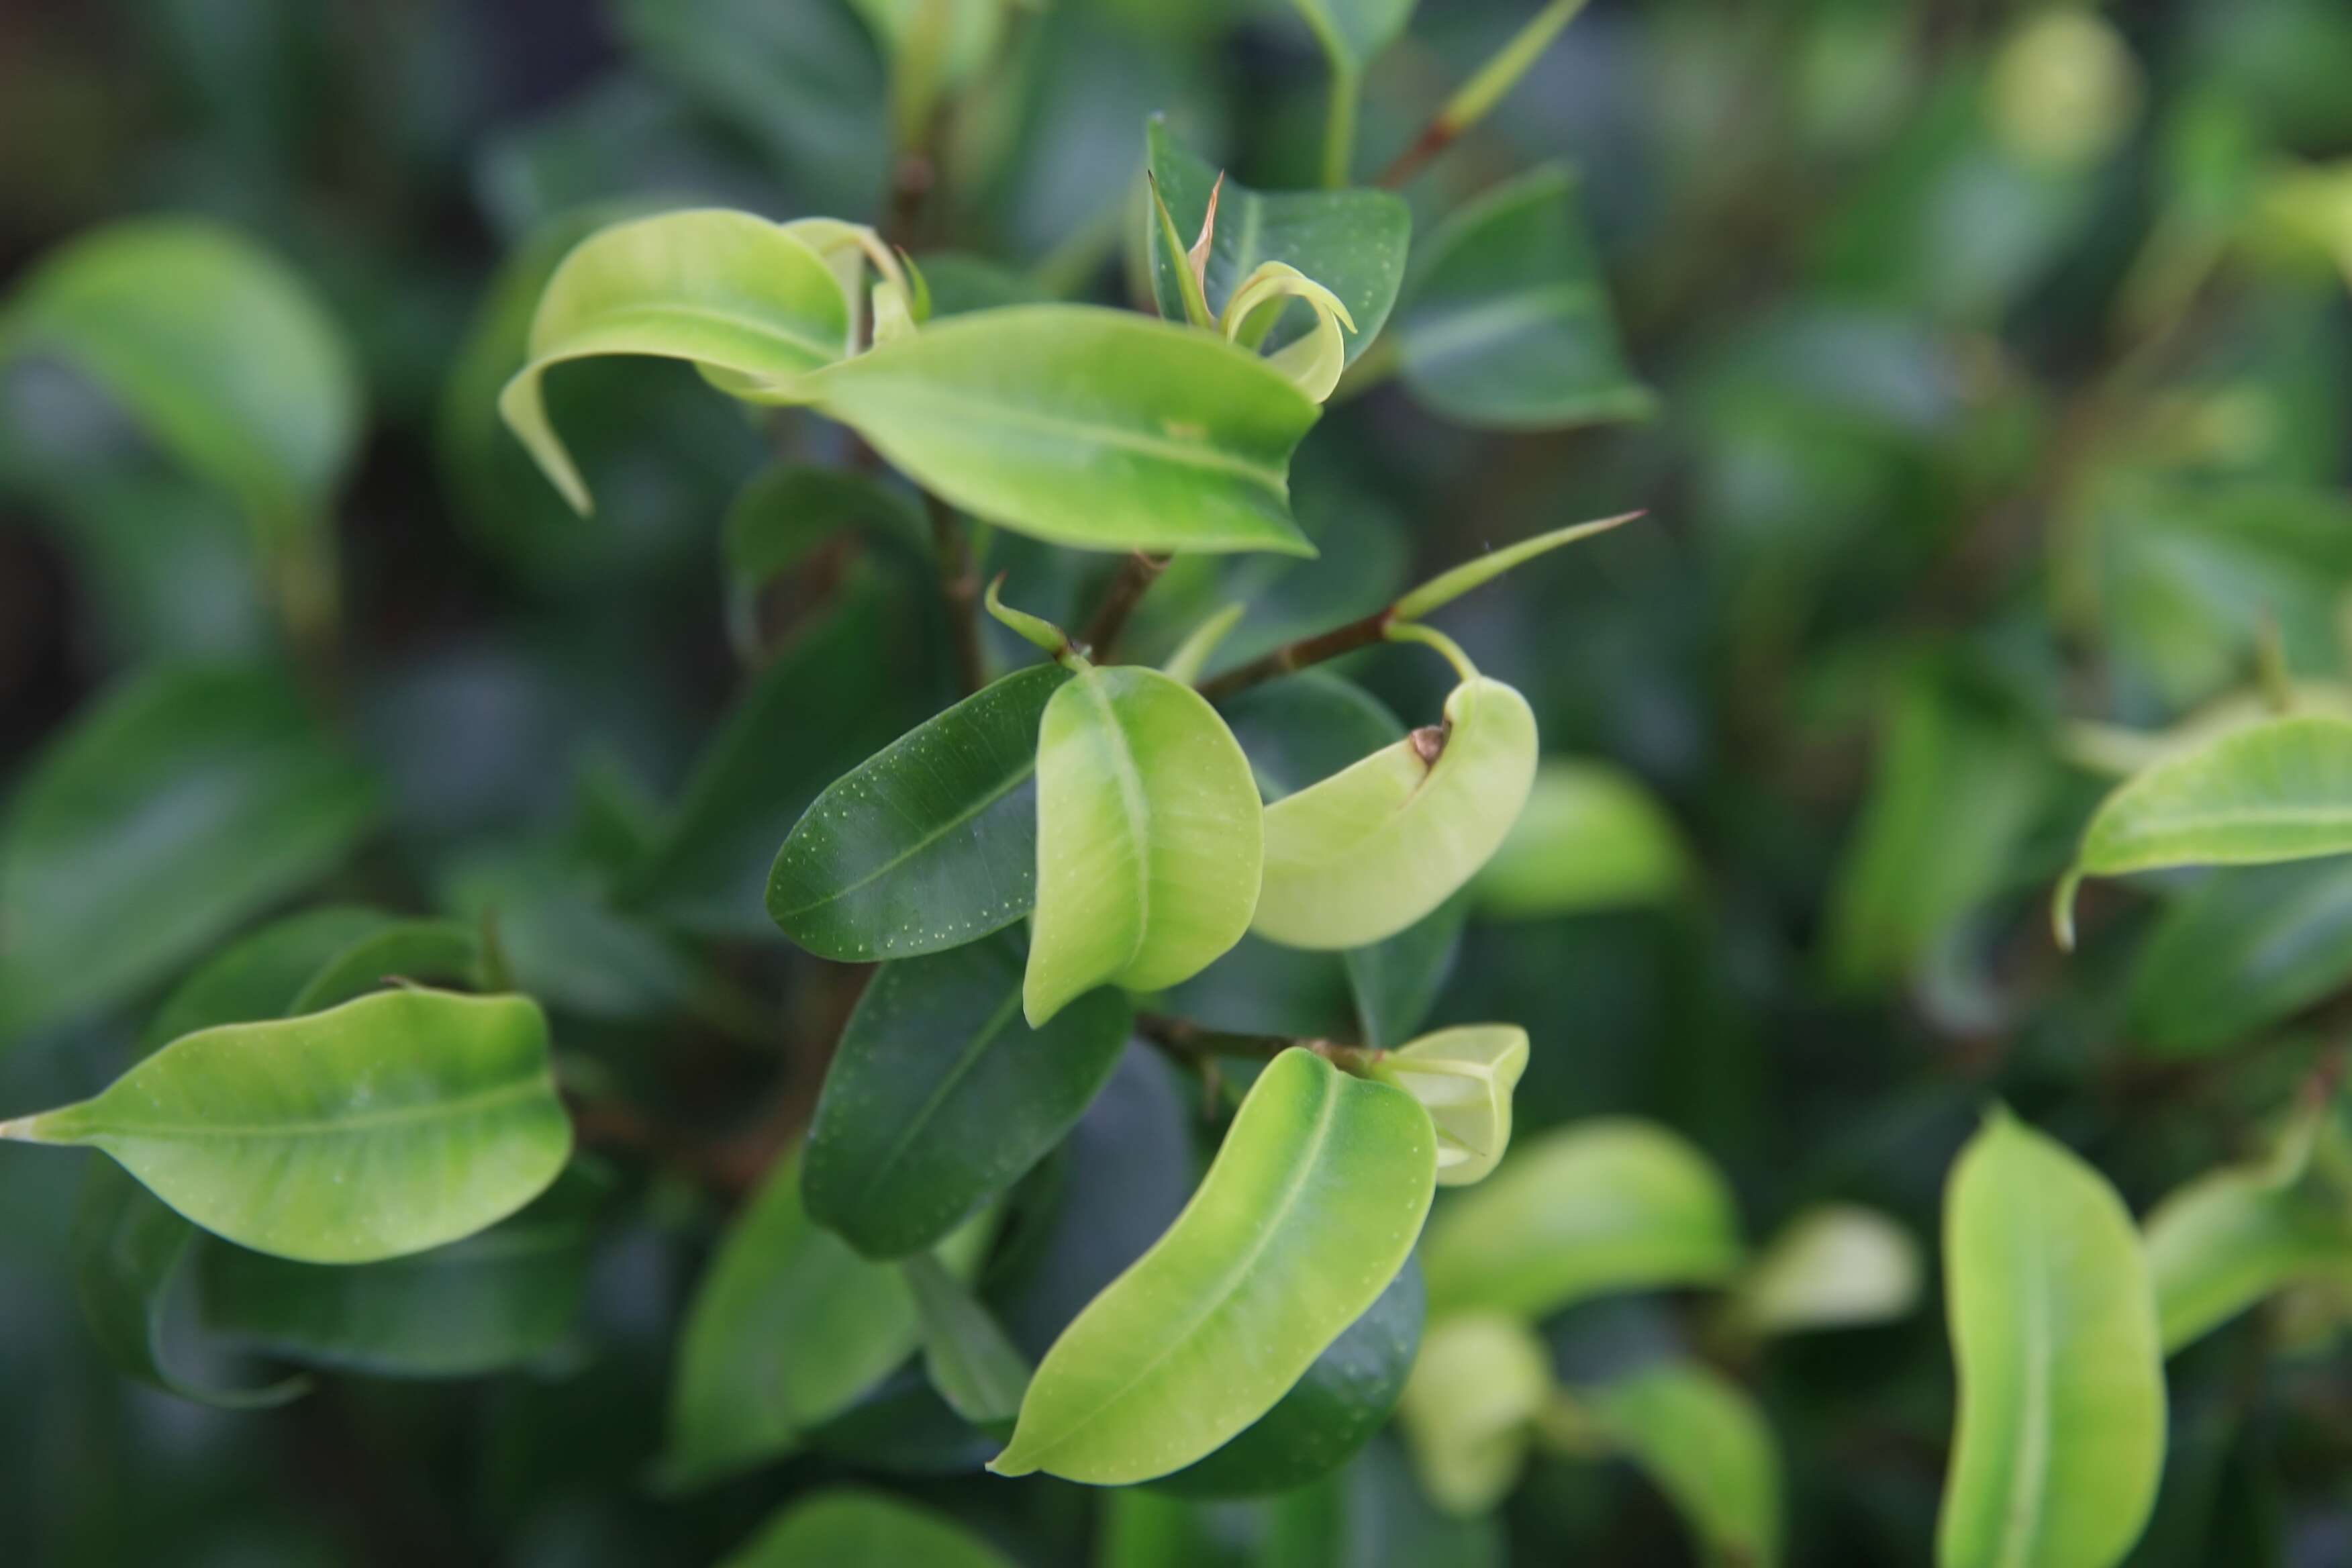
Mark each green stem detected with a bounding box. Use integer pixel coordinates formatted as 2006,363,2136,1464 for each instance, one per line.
1322,62,1361,188
1384,620,1479,682
1377,0,1591,188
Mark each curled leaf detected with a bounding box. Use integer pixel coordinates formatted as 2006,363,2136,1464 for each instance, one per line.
1222,261,1357,401
1369,1024,1528,1185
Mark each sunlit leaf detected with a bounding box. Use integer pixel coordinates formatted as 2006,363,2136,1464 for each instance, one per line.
1588,1361,1782,1568
1938,1110,2164,1568
718,1489,1014,1568
1727,1204,1922,1337
2127,861,2352,1055
1420,1120,1743,1320
989,1048,1436,1484
1025,665,1265,1025
1395,1310,1552,1514
3,990,570,1264
1253,677,1537,951
1472,761,1688,920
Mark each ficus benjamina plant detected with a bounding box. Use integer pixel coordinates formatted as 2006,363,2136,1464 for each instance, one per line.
13,0,2352,1564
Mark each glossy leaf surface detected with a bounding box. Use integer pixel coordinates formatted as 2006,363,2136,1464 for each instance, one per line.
1396,166,1655,430
808,305,1319,556
1938,1111,2164,1568
989,1048,1436,1484
5,990,571,1264
1472,760,1688,920
1369,1026,1528,1186
768,665,1069,961
1420,1119,1743,1319
804,929,1131,1258
1025,665,1265,1025
1589,1361,1782,1568
720,1489,1014,1568
1254,677,1537,951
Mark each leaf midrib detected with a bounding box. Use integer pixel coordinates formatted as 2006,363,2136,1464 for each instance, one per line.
1082,676,1156,981
60,1075,550,1144
550,300,844,371
847,984,1027,1224
1996,1169,2055,1568
778,752,1036,920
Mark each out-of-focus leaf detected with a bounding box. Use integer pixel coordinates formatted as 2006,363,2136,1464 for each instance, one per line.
0,662,376,1041
1255,677,1538,952
1288,0,1416,74
4,990,570,1263
1396,1310,1552,1514
1420,1120,1744,1320
0,219,360,540
768,665,1069,962
1471,761,1688,920
990,1049,1435,1484
718,1489,1014,1568
811,307,1322,556
804,930,1130,1258
283,919,479,1014
2057,714,2352,947
140,905,403,1052
847,0,1009,88
1727,1204,1922,1337
1588,1360,1782,1568
904,1252,1030,1432
724,462,927,656
1024,665,1264,1025
1938,1110,2164,1568
2126,861,2352,1055
1344,890,1470,1048
1154,1259,1424,1498
193,1161,606,1377
1145,119,1409,364
1219,671,1405,801
1395,166,1655,430
1370,1026,1528,1187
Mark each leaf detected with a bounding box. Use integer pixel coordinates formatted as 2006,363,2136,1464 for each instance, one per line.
1395,1310,1553,1514
1344,890,1470,1048
1369,1026,1528,1187
1395,165,1656,430
661,1148,989,1489
193,1162,606,1377
1024,665,1265,1025
807,305,1320,556
140,905,408,1052
2126,861,2352,1055
1419,1120,1744,1320
1288,0,1418,74
768,665,1070,961
1728,1204,1923,1337
1145,119,1410,366
1471,760,1689,920
2056,714,2352,948
0,662,377,1042
1588,1361,1783,1568
1937,1110,2165,1568
2,989,571,1264
803,929,1132,1258
1219,671,1406,801
905,1252,1032,1431
0,218,362,540
1151,1257,1425,1499
718,1489,1015,1568
1222,261,1357,401
497,209,854,513
989,1048,1436,1484
724,462,928,657
284,919,481,1014
1253,677,1538,951
72,1160,309,1409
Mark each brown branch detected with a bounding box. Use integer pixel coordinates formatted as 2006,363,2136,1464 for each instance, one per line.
1135,1012,1378,1075
1194,606,1395,702
1376,120,1456,190
925,490,986,694
1079,551,1169,659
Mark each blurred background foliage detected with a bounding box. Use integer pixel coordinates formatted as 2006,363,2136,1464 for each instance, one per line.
7,0,2352,1563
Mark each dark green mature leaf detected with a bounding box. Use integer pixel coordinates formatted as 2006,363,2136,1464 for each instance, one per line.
990,1048,1436,1485
1145,119,1410,363
1939,1110,2164,1568
724,462,928,657
1345,891,1470,1048
1153,1258,1424,1498
1588,1360,1783,1568
284,920,479,1014
194,1161,607,1377
1395,166,1655,430
719,1489,1014,1568
0,219,362,540
1218,671,1404,801
3,990,571,1264
768,665,1070,961
2127,861,2352,1055
140,905,404,1052
0,662,377,1041
803,930,1131,1258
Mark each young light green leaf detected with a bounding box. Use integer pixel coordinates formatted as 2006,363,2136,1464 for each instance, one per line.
1369,1025,1528,1187
1727,1204,1922,1338
3,990,569,1263
1587,1360,1783,1568
1146,120,1410,366
1420,1119,1744,1320
1395,165,1656,430
1025,665,1265,1025
904,1251,1031,1431
767,665,1071,961
2055,714,2352,948
1938,1110,2164,1568
1253,677,1537,951
2126,861,2352,1056
497,209,854,513
1153,1259,1424,1499
807,305,1320,556
1222,261,1357,401
0,219,362,542
1395,1310,1553,1514
804,929,1131,1258
0,662,377,1042
989,1048,1436,1484
719,1489,1016,1568
1471,759,1687,920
